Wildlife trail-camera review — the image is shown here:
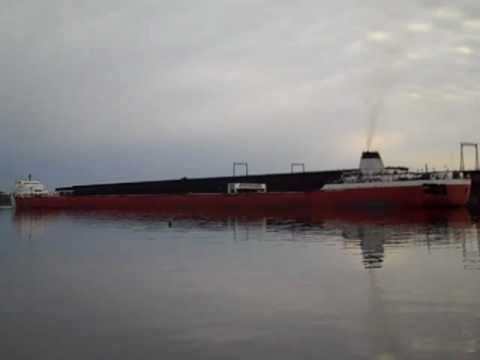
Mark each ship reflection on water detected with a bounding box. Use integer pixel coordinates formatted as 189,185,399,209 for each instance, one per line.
4,206,480,359
13,206,480,270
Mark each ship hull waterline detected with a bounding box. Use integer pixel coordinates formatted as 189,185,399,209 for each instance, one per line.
15,181,471,212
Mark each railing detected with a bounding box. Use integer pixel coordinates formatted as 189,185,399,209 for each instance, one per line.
340,170,461,184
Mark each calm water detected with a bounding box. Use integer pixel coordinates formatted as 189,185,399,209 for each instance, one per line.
1,208,480,359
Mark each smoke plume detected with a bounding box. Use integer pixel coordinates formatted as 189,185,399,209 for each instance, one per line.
366,97,383,151
364,31,405,152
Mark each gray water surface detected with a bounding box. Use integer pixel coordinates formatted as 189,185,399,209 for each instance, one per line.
1,208,480,359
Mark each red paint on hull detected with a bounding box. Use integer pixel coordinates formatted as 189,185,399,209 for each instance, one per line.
15,183,471,211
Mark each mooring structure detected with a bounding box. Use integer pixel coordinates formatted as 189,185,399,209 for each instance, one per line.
460,142,480,171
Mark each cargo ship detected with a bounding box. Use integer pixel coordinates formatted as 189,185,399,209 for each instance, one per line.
14,151,471,211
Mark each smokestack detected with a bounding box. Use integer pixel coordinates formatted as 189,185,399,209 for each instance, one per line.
359,151,384,176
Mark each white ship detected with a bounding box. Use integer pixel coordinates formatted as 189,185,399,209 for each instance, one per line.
14,175,50,198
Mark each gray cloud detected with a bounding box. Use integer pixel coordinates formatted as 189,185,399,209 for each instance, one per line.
2,0,480,189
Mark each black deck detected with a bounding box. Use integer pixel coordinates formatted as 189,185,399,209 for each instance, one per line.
56,170,348,196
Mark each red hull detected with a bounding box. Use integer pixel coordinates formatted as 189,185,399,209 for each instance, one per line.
15,183,471,211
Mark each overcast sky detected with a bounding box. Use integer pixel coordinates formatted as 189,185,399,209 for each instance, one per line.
2,0,480,189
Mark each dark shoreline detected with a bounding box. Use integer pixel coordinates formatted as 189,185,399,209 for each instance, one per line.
0,192,12,207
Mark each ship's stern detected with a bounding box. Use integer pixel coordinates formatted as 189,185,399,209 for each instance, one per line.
423,179,471,207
